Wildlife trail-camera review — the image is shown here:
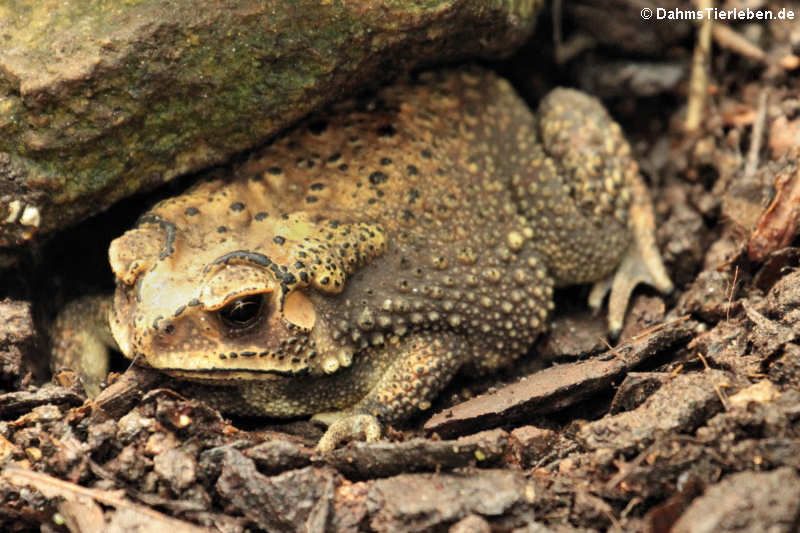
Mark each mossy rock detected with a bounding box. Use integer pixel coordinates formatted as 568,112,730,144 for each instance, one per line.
0,0,542,252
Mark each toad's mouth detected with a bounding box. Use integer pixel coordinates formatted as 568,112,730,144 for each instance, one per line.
157,366,308,381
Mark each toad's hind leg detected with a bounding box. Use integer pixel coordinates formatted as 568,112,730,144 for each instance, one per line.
313,332,465,452
513,88,671,334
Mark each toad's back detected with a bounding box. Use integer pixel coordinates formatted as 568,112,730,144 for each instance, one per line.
132,69,634,374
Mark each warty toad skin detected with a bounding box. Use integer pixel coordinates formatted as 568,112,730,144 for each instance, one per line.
51,67,672,451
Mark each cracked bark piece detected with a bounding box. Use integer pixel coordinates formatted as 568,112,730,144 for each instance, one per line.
0,298,35,389
0,383,84,418
577,369,740,454
2,468,213,533
216,447,340,533
315,429,508,480
672,468,800,533
424,318,695,438
366,470,538,531
244,437,314,475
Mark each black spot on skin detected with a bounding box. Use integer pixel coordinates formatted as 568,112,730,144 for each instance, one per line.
377,124,397,137
308,120,328,135
273,236,286,245
380,157,392,166
310,183,325,191
421,149,432,159
137,215,176,259
407,165,419,175
255,212,269,221
407,188,420,204
188,298,200,307
185,207,199,216
210,250,272,270
306,196,318,204
369,171,388,185
295,261,306,269
327,153,340,163
368,198,377,204
268,166,283,175
230,202,245,212
164,324,175,335
338,163,349,172
217,226,228,233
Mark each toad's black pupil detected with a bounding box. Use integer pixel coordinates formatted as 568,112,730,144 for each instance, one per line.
219,294,264,328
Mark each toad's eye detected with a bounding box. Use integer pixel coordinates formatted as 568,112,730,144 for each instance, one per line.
217,294,265,329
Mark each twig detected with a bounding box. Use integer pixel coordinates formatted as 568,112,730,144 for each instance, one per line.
695,352,731,410
696,351,711,371
629,314,691,342
713,380,731,411
669,363,684,376
726,265,739,322
686,0,714,132
712,24,767,63
743,90,769,183
599,335,624,361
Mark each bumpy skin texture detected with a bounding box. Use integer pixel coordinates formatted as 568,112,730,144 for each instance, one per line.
52,67,670,450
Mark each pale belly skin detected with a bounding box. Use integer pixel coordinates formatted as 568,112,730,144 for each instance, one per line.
51,68,672,451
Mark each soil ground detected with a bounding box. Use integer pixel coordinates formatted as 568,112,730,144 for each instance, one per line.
1,2,800,532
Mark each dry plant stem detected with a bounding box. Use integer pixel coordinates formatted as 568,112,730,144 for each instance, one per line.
712,24,767,63
743,91,768,183
726,265,739,322
686,0,713,132
628,314,691,342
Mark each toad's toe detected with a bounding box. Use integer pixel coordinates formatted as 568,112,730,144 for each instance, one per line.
590,176,673,335
313,412,383,452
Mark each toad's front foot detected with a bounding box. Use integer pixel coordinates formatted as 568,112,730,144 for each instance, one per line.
313,412,382,452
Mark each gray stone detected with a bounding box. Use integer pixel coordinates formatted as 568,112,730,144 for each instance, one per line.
0,0,541,250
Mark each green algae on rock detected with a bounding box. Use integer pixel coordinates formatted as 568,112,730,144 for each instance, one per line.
0,0,542,250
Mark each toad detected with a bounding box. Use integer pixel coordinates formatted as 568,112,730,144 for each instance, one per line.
51,68,672,451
